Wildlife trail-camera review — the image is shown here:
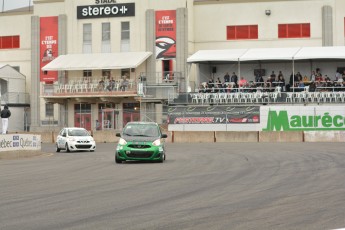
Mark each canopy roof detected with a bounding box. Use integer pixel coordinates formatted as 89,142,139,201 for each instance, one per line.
239,47,301,61
42,52,152,71
186,49,247,62
187,46,345,63
293,46,345,60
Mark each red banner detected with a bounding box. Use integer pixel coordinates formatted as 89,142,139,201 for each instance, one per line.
40,16,58,82
155,10,176,59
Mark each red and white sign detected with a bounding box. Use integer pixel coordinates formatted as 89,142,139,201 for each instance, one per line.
40,16,58,82
155,10,176,59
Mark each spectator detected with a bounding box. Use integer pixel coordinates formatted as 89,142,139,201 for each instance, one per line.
270,71,276,82
107,77,116,91
120,78,129,91
238,76,248,87
324,75,331,82
97,77,105,91
224,72,230,83
316,74,323,82
230,72,238,87
277,71,284,79
1,105,11,134
226,83,232,93
298,79,305,88
335,71,341,81
310,71,316,81
95,120,101,130
277,74,286,91
309,81,316,92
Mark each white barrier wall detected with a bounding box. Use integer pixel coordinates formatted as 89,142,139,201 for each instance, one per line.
0,134,41,152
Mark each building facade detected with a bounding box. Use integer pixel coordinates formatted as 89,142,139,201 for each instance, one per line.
0,0,345,132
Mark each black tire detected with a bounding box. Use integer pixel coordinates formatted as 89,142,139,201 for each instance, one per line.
115,155,122,164
65,143,70,152
55,144,60,152
158,153,165,163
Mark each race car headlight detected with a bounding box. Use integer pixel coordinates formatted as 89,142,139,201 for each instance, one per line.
118,138,127,145
152,139,161,146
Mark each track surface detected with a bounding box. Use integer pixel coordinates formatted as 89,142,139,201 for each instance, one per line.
0,142,345,230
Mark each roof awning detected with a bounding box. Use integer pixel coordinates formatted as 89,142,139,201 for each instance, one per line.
293,46,345,60
239,47,301,61
187,46,345,63
42,52,152,71
187,49,248,63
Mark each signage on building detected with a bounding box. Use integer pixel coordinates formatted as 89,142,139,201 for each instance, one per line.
77,3,135,19
155,10,176,59
263,107,345,131
167,106,260,124
40,16,58,82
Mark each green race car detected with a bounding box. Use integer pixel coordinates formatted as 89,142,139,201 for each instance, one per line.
115,122,168,163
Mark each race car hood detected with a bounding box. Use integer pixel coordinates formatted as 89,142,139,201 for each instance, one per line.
121,135,160,142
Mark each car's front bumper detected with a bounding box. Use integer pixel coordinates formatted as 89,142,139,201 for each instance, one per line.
116,144,164,161
68,141,96,151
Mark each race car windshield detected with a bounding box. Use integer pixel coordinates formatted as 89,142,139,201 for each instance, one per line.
123,124,159,137
68,129,90,136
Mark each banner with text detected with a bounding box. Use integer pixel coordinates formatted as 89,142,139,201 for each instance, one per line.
168,106,260,124
40,16,58,82
155,10,176,59
0,134,41,152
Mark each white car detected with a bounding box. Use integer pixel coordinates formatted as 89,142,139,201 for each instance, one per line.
56,127,96,152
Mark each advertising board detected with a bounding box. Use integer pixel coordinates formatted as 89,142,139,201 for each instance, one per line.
0,134,41,152
168,105,345,132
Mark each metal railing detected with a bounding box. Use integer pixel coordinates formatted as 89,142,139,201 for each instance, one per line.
1,92,30,104
170,90,345,105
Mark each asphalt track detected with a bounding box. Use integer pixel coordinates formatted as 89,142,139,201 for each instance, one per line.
0,142,345,230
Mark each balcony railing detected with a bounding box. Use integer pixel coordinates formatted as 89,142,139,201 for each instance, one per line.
170,88,345,105
42,79,137,97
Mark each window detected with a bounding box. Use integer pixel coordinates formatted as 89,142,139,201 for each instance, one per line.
101,22,111,53
226,25,258,40
278,23,310,38
102,69,111,79
83,23,92,53
121,21,130,52
45,103,54,117
102,22,110,41
83,70,92,77
0,35,20,49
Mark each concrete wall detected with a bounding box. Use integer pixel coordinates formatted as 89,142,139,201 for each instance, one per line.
304,131,345,142
173,131,214,143
259,131,304,142
215,131,258,142
27,130,344,143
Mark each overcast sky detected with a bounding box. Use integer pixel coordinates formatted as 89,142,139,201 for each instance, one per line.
0,0,33,12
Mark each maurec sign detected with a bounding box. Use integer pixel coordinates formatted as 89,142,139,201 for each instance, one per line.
263,109,345,131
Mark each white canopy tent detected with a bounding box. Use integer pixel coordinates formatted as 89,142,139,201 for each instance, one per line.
293,46,345,60
187,46,345,63
187,46,345,91
186,49,247,63
239,47,301,61
42,52,152,71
